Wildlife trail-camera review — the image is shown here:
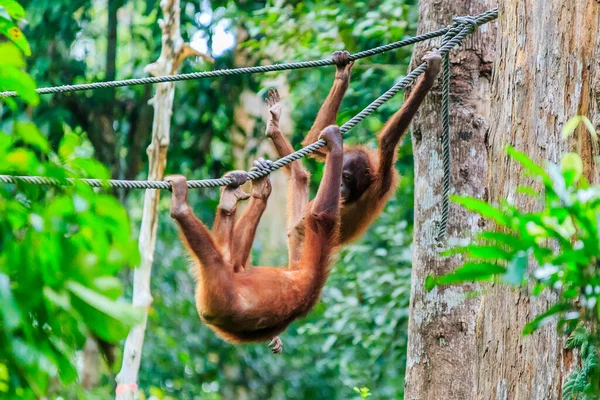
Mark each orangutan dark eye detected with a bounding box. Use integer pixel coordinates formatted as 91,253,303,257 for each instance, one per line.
343,172,352,181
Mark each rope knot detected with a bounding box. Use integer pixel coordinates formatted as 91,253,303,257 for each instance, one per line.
453,16,478,33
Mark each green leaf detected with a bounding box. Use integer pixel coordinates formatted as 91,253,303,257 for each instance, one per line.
58,132,80,160
0,41,24,67
560,153,583,185
581,116,598,141
562,115,598,141
0,16,30,55
424,275,436,291
442,245,512,261
5,148,37,172
433,262,506,287
468,245,512,261
66,280,143,341
523,303,573,335
477,231,524,250
506,146,548,180
0,65,38,105
0,0,26,21
43,287,72,311
45,336,78,384
562,116,585,139
14,121,50,152
70,158,110,180
0,273,21,330
93,277,123,300
502,251,528,285
451,195,509,226
516,185,540,198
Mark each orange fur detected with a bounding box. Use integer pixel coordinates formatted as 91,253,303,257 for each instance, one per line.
166,126,344,346
270,52,440,250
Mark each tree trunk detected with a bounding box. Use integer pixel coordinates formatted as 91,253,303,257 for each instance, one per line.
405,1,496,399
81,338,100,390
87,0,121,176
125,85,153,181
476,2,600,399
115,1,196,398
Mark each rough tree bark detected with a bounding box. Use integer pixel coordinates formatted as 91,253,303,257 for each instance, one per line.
405,1,496,399
88,0,121,176
476,2,600,399
81,337,100,390
115,1,204,398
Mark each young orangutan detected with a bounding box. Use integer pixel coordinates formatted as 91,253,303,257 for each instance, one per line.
166,125,344,354
266,50,441,256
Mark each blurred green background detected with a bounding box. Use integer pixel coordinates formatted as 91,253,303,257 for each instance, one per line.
0,0,419,398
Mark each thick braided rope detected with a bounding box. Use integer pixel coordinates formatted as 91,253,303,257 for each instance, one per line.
436,29,455,242
219,18,494,188
0,61,432,190
434,15,491,241
0,10,498,189
0,9,497,98
0,30,448,98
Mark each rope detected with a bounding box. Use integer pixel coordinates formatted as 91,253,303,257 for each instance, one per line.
0,9,497,98
0,8,498,190
436,26,455,242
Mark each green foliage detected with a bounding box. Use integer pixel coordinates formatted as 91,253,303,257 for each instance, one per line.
0,0,30,55
561,115,597,141
131,1,418,397
353,386,372,398
563,324,600,400
427,126,600,395
0,8,140,398
0,0,35,106
10,0,419,397
0,128,142,398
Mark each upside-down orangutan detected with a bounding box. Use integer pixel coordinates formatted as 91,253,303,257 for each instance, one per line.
166,125,344,354
266,50,441,258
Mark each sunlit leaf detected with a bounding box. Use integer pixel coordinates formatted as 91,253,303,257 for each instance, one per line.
58,132,80,160
442,245,512,261
47,337,77,384
0,65,38,105
0,41,24,67
93,276,123,300
581,116,598,141
70,157,110,180
562,116,584,139
523,303,573,335
516,185,540,198
560,153,583,185
477,231,523,250
66,281,142,327
561,115,598,142
451,195,509,226
43,287,71,311
0,0,26,20
506,146,548,180
429,263,506,288
5,148,37,172
0,15,29,55
14,121,49,152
